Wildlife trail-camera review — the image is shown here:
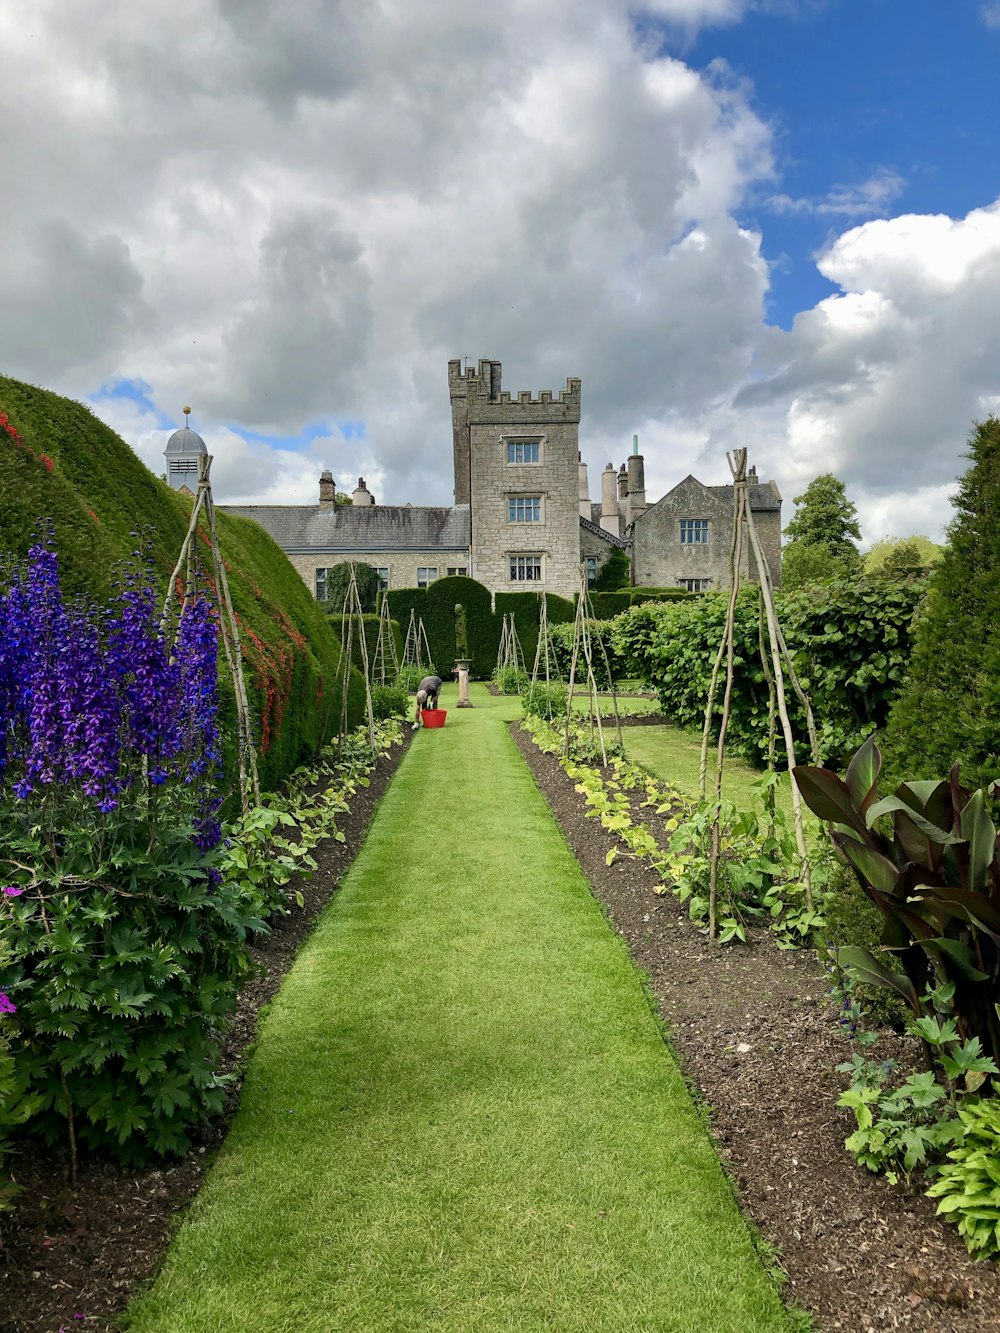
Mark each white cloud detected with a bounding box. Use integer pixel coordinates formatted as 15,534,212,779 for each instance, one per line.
981,1,1000,29
0,1,996,551
766,168,905,219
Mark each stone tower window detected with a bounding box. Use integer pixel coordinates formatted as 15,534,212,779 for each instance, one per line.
505,439,542,464
507,496,543,523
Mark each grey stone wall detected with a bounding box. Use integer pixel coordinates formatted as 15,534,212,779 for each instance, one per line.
285,550,470,600
631,476,782,590
460,363,583,600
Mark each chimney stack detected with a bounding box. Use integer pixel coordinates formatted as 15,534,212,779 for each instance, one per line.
601,462,620,537
319,469,336,508
626,451,646,527
578,452,591,521
352,477,375,506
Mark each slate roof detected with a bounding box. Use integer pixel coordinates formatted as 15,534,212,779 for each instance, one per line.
219,504,471,553
707,481,781,512
579,515,630,549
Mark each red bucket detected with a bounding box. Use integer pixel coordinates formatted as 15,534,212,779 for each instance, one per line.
421,709,447,728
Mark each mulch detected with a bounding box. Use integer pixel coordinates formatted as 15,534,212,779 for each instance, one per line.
510,722,1000,1332
0,727,413,1333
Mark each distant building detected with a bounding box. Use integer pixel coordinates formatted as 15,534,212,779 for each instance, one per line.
191,359,779,600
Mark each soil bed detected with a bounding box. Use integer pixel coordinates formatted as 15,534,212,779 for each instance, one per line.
511,722,1000,1333
0,729,412,1333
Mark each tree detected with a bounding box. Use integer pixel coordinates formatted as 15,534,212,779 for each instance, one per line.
334,491,353,507
781,541,857,591
865,534,943,579
592,547,631,591
784,473,862,557
324,562,380,613
882,418,1000,788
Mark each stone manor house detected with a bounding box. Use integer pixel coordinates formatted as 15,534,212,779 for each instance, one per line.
165,359,782,602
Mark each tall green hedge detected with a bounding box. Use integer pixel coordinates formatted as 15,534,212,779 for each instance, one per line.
0,376,365,793
586,588,693,619
383,579,576,679
614,577,925,768
882,419,1000,789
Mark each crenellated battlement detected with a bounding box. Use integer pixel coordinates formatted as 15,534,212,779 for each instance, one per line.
448,358,581,416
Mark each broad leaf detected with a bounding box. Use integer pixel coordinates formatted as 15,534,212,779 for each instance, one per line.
920,937,990,983
867,795,962,845
837,945,920,1013
792,766,869,839
960,790,996,894
838,837,901,895
845,734,882,817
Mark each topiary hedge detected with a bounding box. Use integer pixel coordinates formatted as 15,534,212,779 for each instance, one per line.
384,579,576,679
0,376,366,793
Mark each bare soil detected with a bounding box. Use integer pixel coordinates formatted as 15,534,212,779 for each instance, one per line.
0,729,412,1333
511,721,1000,1332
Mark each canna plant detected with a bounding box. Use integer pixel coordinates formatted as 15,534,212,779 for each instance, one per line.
793,735,1000,1071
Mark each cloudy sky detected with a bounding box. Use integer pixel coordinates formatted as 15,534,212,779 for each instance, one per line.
2,0,999,543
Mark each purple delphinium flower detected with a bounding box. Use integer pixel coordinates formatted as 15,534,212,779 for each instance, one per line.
0,992,16,1015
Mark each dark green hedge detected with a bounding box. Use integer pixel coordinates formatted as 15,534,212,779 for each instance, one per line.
327,610,403,679
383,579,577,679
589,592,632,619
0,376,366,793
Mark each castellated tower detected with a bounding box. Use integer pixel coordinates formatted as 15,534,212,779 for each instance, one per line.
448,358,583,599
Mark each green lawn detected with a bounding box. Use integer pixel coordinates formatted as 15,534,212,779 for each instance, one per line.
621,723,803,823
127,684,791,1333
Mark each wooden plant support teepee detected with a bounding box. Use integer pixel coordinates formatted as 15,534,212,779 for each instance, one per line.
371,594,400,686
331,563,377,754
530,593,561,688
161,450,260,813
401,608,433,676
563,567,623,765
495,613,527,680
699,448,820,939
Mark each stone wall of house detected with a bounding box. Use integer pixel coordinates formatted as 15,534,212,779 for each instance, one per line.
632,477,782,591
450,360,582,600
285,550,470,601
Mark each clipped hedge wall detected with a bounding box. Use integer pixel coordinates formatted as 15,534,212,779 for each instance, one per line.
327,610,403,679
383,579,576,679
0,376,366,793
614,577,925,768
589,592,632,619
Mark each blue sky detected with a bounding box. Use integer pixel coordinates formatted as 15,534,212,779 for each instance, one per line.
681,1,1000,326
3,0,1000,542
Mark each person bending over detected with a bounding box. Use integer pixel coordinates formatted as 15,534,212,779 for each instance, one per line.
413,674,443,728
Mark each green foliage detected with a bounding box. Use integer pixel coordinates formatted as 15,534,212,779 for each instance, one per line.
371,684,408,719
396,664,425,693
328,612,402,681
794,735,1000,1068
781,541,860,591
323,562,380,613
0,720,401,1164
521,682,569,721
0,377,365,791
865,535,943,580
615,578,923,769
493,665,528,695
592,547,631,591
547,620,622,688
783,473,862,556
883,419,1000,791
629,587,694,603
838,1066,958,1185
927,1097,1000,1258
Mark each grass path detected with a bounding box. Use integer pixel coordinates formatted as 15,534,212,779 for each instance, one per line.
127,686,790,1332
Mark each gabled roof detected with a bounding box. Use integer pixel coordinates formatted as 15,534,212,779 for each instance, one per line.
579,515,630,549
219,504,471,553
654,473,781,513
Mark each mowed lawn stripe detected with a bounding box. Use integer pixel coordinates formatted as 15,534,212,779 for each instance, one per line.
127,685,790,1333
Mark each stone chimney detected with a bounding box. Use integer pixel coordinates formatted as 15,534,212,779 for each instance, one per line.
601,462,620,538
626,452,647,527
319,469,336,508
578,452,591,521
617,463,628,505
352,476,375,506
